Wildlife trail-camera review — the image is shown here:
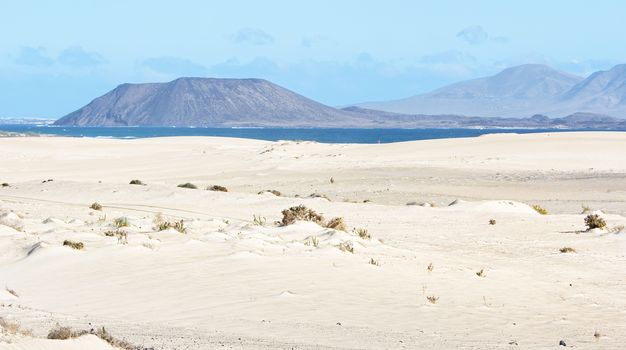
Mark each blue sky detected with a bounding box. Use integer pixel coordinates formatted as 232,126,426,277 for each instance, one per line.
1,0,625,117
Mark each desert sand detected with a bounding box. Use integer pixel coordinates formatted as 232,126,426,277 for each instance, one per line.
0,132,625,349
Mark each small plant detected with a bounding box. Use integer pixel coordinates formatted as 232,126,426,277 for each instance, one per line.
178,182,197,189
207,185,228,192
338,241,354,254
5,287,18,298
114,217,129,228
129,179,144,185
532,204,548,215
258,189,281,196
559,247,576,253
354,228,371,239
253,214,266,226
581,205,592,214
369,258,379,266
156,219,186,233
325,217,347,231
426,295,439,304
304,236,319,247
489,219,496,225
280,205,324,226
1,183,9,187
594,330,601,339
63,240,84,250
584,214,606,230
116,231,128,244
90,202,103,211
0,318,32,336
476,269,486,278
98,214,107,222
427,262,433,272
47,325,136,350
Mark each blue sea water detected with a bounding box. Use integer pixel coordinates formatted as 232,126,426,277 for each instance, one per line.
0,124,624,144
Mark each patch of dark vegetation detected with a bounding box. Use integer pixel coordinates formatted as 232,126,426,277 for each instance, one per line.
90,202,103,211
177,183,197,189
489,219,496,225
129,179,145,185
1,183,9,187
207,185,228,192
42,179,53,183
584,214,606,230
325,217,347,231
559,247,576,253
63,240,84,250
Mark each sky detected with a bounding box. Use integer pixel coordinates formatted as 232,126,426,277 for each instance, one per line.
1,0,625,118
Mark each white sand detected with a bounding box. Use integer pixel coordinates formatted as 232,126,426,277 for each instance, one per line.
0,132,625,349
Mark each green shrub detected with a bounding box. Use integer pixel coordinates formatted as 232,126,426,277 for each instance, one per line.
532,204,548,215
114,217,129,228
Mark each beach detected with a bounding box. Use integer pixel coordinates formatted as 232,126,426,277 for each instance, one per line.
1,132,625,349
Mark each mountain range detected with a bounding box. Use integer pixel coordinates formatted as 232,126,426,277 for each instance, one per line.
359,64,626,118
54,64,626,128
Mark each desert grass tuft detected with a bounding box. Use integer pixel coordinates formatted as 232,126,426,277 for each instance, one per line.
325,217,347,231
559,247,576,253
304,236,319,248
177,182,197,189
156,219,186,233
584,214,606,230
532,204,548,215
338,241,354,254
252,214,266,226
369,258,379,266
114,217,129,228
476,269,486,278
354,228,371,239
581,205,593,214
90,202,103,211
63,240,84,250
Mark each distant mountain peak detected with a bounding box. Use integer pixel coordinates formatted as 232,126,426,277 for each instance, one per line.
55,77,365,127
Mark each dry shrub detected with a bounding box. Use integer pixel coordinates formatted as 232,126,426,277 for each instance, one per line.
89,202,103,211
0,318,32,336
476,269,486,277
369,258,379,266
177,183,197,189
585,214,606,230
325,217,347,231
559,247,576,253
47,326,85,339
338,241,354,253
207,185,228,192
489,219,496,225
280,205,324,226
129,179,144,185
426,295,439,304
63,240,84,250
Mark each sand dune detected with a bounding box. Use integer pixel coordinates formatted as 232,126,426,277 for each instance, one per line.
1,132,625,349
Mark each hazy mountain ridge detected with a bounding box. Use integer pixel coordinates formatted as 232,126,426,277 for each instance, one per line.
359,64,626,118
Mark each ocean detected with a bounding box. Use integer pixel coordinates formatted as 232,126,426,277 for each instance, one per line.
0,124,623,144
